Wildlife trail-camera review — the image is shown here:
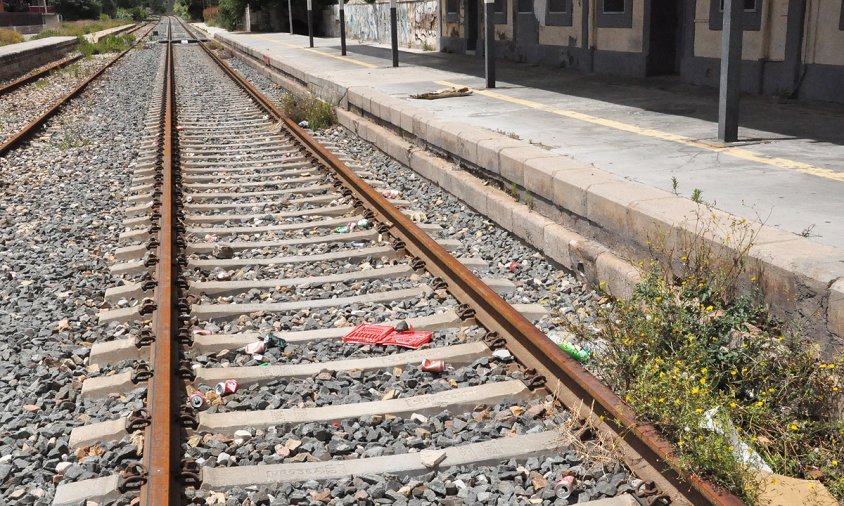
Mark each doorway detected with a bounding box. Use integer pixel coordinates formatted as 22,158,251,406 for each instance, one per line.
466,0,479,52
647,0,680,75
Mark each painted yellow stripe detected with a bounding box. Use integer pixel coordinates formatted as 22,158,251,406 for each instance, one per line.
251,34,378,69
434,80,844,183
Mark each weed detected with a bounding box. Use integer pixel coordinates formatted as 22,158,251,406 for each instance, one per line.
33,19,127,39
572,211,844,503
421,41,434,51
77,34,135,56
800,224,816,238
56,130,88,151
495,129,521,140
510,182,519,201
525,191,534,211
280,93,336,130
205,40,223,51
691,188,703,203
671,175,679,195
0,28,24,47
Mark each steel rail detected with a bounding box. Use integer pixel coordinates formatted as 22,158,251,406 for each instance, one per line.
138,17,178,506
0,21,156,157
176,17,745,506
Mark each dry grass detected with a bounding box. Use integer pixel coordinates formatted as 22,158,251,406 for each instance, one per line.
0,28,24,47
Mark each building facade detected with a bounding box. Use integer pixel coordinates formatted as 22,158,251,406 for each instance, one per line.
439,0,844,103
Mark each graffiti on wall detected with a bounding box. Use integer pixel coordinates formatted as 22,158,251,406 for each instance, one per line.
323,0,438,50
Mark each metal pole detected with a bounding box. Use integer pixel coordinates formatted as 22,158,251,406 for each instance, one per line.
718,0,743,142
288,0,293,34
307,0,313,47
390,0,398,67
484,0,495,88
339,0,346,55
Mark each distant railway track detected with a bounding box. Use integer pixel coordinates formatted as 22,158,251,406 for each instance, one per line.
48,16,747,506
0,21,156,156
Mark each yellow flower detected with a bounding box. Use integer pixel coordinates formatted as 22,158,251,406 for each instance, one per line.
790,424,799,431
681,256,687,261
625,395,631,402
655,296,663,302
701,368,708,374
833,387,839,392
820,364,827,369
698,283,705,287
658,398,665,403
699,378,706,385
705,305,714,311
695,408,703,413
768,388,775,393
829,364,835,369
730,370,737,376
750,277,757,282
729,402,737,409
691,387,700,394
756,401,764,407
678,440,685,448
659,372,665,378
832,460,838,467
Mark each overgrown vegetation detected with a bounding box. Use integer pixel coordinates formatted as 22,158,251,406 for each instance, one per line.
572,213,844,503
0,28,25,47
280,93,336,130
77,33,135,55
33,18,127,38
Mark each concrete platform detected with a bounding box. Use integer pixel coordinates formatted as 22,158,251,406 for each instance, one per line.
200,26,844,353
0,36,75,81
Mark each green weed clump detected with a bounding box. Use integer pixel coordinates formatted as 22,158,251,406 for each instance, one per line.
577,260,844,503
0,28,25,47
77,33,135,56
33,19,127,39
281,93,336,130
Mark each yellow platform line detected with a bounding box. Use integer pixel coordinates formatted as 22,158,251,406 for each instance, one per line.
251,34,378,69
434,80,844,183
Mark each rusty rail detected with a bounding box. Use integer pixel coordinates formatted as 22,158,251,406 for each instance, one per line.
177,17,745,506
0,21,156,157
138,18,178,506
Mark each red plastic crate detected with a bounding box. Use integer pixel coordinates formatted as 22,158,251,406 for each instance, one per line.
384,331,433,349
342,323,396,345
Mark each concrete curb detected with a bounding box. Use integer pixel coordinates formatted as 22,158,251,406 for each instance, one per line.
213,31,843,355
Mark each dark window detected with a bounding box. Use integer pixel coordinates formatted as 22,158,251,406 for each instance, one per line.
517,0,532,13
603,0,624,13
546,0,572,25
719,0,757,11
548,0,566,12
492,0,507,24
446,0,458,22
596,0,632,27
709,0,763,31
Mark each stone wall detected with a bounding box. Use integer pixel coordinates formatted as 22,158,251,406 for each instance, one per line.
322,0,438,50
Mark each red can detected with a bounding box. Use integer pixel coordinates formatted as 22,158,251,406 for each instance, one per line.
189,392,206,409
215,379,239,396
420,359,444,372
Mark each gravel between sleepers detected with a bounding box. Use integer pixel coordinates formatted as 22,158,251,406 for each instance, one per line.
0,29,163,503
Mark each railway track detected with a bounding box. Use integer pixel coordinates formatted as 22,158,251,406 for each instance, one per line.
0,21,157,155
46,16,746,506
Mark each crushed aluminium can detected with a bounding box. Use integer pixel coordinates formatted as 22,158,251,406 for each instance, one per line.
420,359,445,372
189,392,207,410
215,379,239,396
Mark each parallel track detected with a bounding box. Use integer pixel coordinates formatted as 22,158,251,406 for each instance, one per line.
0,21,156,156
52,17,746,506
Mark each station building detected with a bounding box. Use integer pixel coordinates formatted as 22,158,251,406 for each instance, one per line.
438,0,844,103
